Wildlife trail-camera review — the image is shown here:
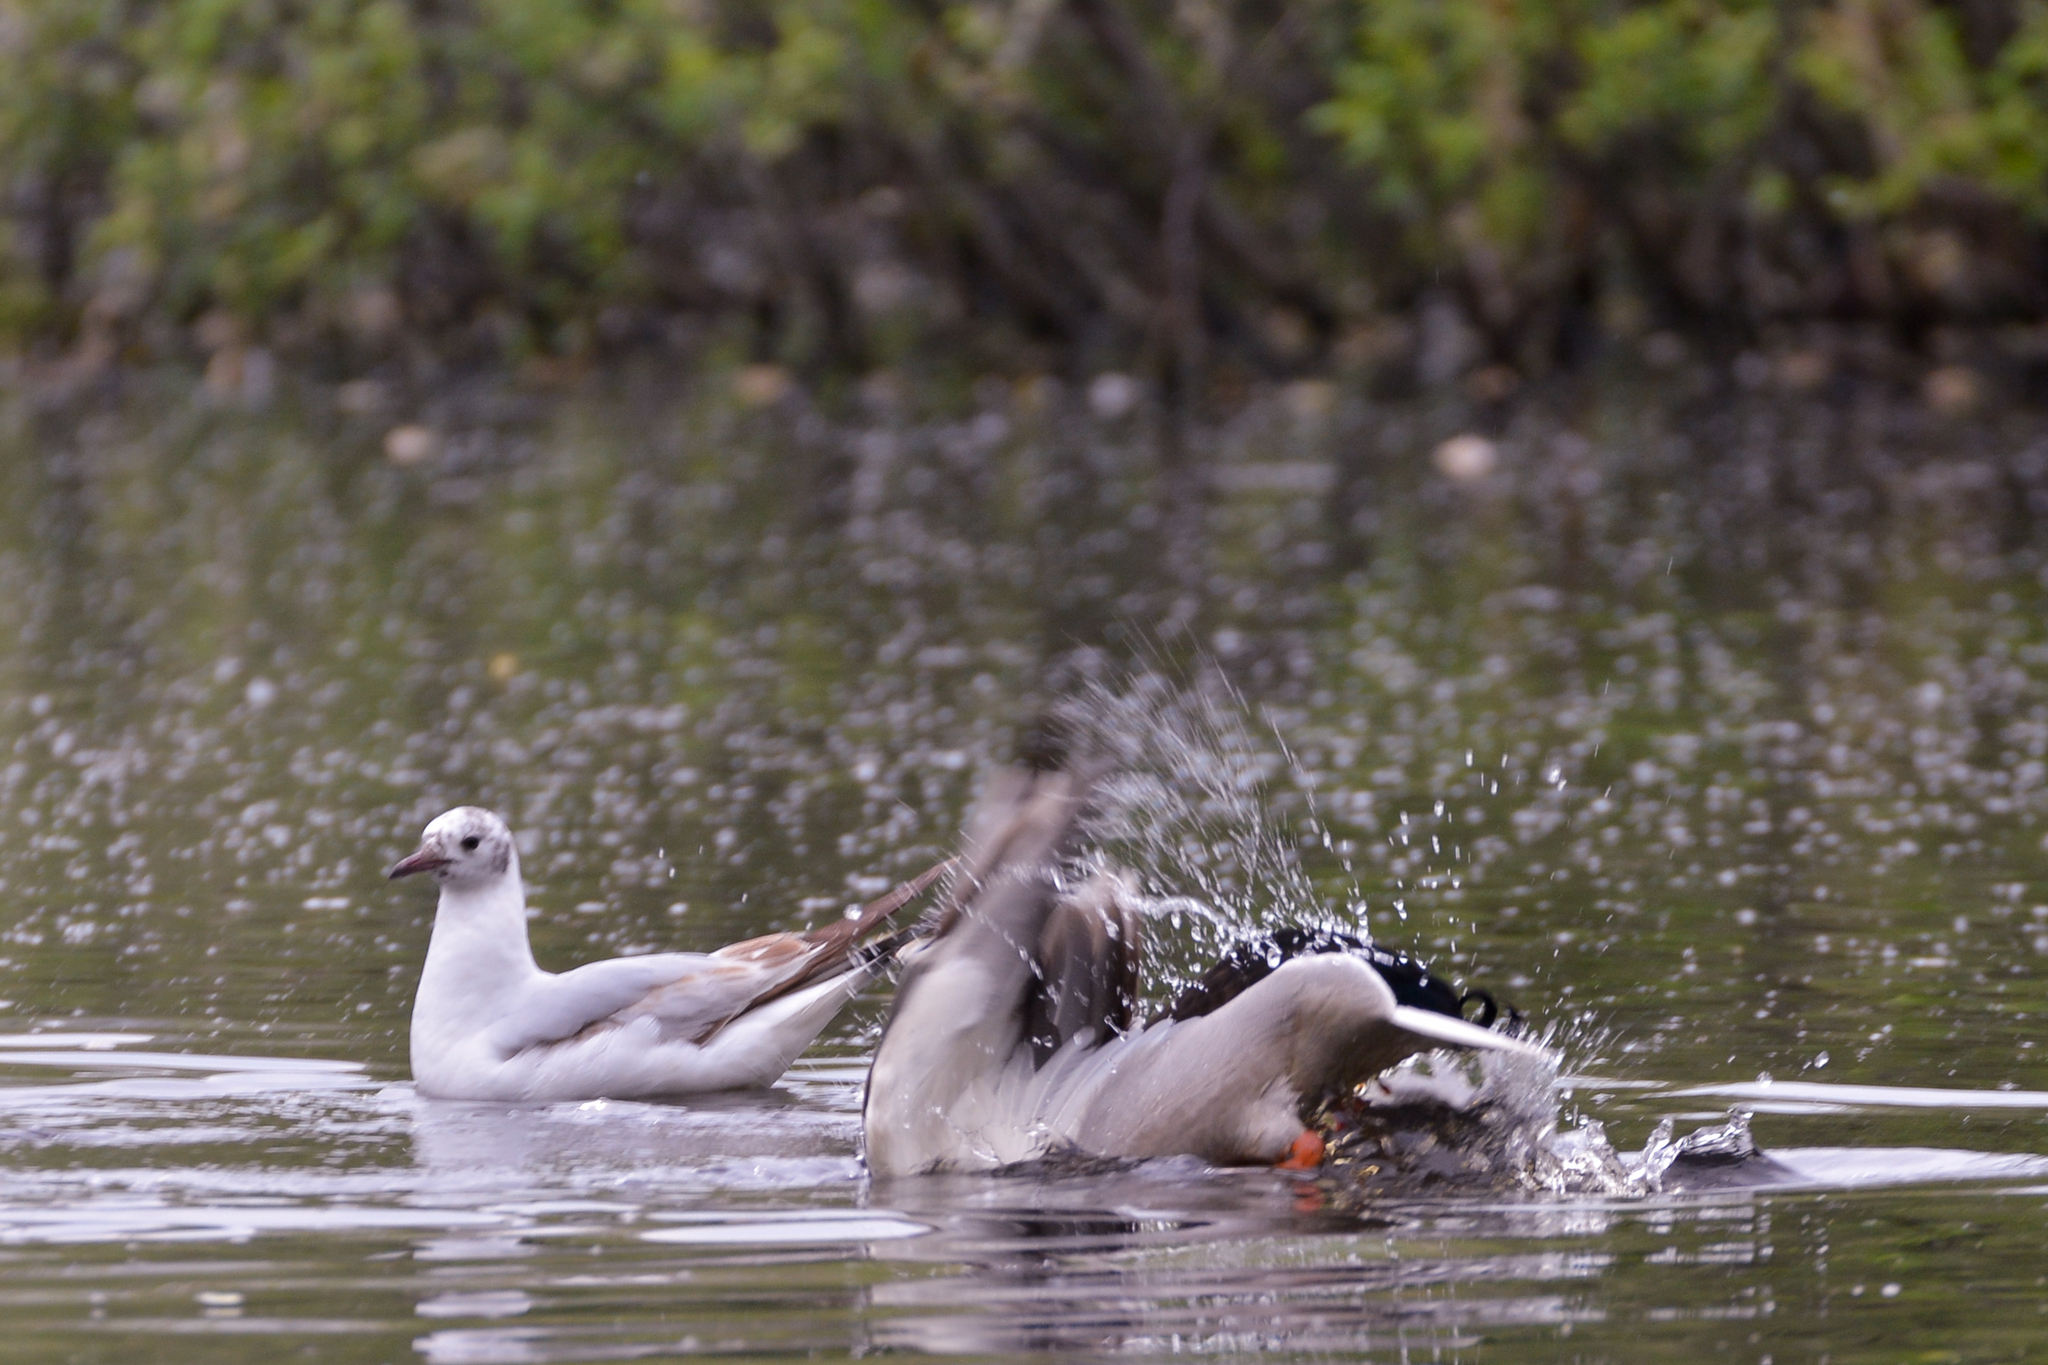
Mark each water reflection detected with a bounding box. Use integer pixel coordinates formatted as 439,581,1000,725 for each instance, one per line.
2,1032,2047,1359
1672,1078,2048,1111
3,379,2048,1357
407,1090,865,1198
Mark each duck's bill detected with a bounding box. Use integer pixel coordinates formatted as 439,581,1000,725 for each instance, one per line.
1390,1005,1554,1060
387,846,449,879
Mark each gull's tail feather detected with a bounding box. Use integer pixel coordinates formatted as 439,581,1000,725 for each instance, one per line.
695,858,954,1042
851,922,925,972
793,857,956,980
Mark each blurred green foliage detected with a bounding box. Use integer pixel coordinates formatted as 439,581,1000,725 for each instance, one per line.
4,0,2048,375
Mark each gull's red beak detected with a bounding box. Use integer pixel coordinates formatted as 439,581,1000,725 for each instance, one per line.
388,845,450,879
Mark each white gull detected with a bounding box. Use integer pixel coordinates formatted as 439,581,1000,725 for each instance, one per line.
389,807,943,1102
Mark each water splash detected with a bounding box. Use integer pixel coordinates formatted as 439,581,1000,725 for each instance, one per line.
1040,673,1348,995
1533,1109,1757,1196
1322,1049,1759,1198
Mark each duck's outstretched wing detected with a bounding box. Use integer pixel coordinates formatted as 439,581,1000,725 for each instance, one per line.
868,764,1118,1170
897,762,1127,1035
483,861,949,1058
900,764,1101,984
1026,871,1142,1065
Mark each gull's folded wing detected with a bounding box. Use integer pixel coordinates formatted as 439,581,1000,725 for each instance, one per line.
482,952,781,1056
483,862,951,1057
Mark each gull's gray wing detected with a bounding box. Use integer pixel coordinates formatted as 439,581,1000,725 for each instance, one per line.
482,951,790,1056
483,861,951,1057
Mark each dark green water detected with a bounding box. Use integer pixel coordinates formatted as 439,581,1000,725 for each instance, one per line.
1,370,2045,1361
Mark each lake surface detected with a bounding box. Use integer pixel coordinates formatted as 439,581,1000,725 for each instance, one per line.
1,369,2045,1360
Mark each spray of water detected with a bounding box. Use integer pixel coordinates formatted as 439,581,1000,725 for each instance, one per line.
1037,672,1334,996
1033,674,1755,1199
1318,1048,1759,1198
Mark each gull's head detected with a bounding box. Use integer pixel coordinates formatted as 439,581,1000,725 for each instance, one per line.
388,807,518,891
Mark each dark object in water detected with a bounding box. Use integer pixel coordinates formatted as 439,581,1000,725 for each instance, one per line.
1666,1109,1759,1165
1652,1108,1802,1189
1316,1092,1798,1198
1319,1091,1525,1194
1164,927,1512,1029
1661,1126,1799,1191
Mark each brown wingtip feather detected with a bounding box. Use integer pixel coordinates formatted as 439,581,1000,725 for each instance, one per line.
811,857,957,950
711,857,956,1024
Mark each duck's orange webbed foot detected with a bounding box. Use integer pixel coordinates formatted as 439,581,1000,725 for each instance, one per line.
1276,1129,1325,1171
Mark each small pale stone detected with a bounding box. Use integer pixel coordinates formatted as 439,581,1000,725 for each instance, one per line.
733,363,792,408
384,424,439,464
1281,378,1336,422
1087,372,1141,420
1433,433,1498,484
1923,364,1981,415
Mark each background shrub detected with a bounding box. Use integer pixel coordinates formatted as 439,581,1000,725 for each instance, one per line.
4,0,2048,381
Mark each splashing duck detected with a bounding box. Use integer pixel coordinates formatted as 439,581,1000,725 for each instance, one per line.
863,764,1548,1174
390,807,945,1101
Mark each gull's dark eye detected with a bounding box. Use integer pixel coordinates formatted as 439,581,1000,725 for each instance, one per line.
460,835,481,851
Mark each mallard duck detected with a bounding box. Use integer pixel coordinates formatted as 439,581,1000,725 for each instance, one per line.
863,766,1546,1174
389,807,944,1101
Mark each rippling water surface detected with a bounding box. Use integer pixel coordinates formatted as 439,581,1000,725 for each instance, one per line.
1,371,2045,1360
